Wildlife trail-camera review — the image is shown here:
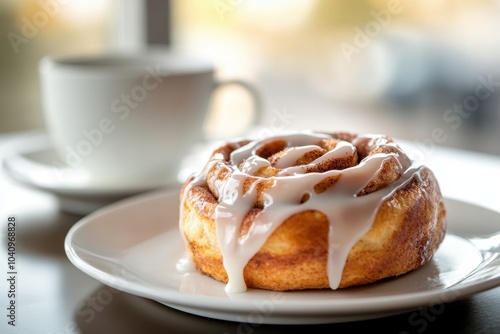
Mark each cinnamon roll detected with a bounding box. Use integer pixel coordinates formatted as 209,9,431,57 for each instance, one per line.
179,132,446,292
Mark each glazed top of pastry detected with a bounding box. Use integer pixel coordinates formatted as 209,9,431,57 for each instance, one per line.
181,131,425,293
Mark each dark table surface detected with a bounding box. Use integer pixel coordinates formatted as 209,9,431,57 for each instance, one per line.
1,131,499,334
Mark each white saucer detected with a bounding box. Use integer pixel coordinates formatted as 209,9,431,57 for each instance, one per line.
65,189,500,324
1,132,183,215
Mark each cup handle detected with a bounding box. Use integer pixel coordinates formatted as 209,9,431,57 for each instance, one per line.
206,79,262,138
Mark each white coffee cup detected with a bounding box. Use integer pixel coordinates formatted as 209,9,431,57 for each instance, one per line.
39,50,261,186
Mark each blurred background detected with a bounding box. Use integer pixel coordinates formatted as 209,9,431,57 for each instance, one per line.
1,0,500,155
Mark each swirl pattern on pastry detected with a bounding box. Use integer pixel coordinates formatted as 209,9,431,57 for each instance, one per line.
179,131,446,292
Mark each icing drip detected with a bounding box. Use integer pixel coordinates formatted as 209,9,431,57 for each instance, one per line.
179,132,423,293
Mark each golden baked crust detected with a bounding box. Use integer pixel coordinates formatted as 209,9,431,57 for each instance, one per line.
179,132,446,291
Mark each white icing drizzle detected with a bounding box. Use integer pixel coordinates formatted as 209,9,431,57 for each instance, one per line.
176,255,197,273
179,132,424,293
277,141,357,176
240,156,270,175
273,145,321,169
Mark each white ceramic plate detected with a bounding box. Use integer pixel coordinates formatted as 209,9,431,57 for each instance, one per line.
64,189,500,324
